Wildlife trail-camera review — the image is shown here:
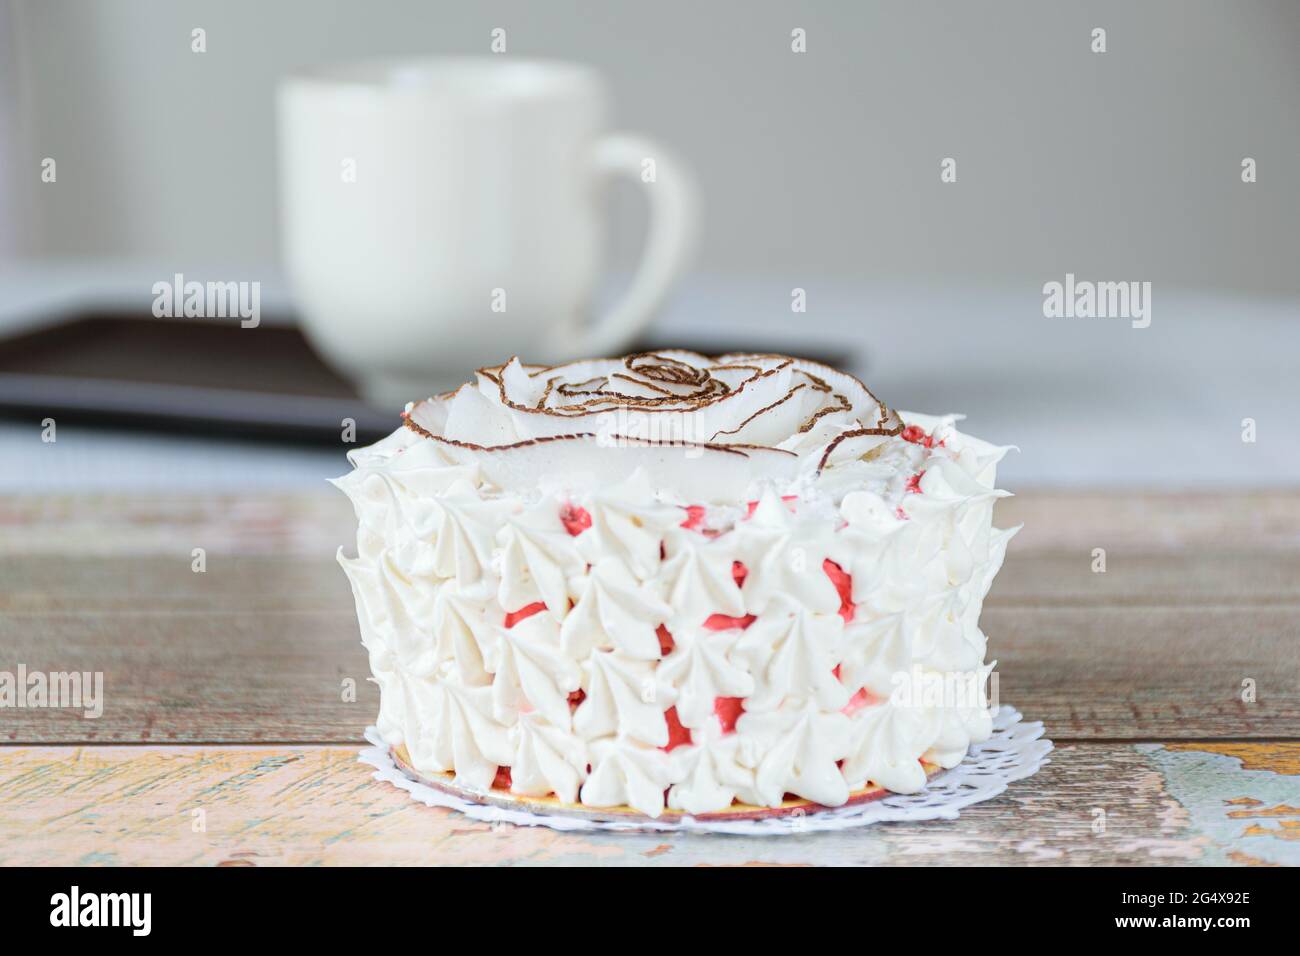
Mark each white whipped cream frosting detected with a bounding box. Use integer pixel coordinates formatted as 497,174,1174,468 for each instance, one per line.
336,352,1017,818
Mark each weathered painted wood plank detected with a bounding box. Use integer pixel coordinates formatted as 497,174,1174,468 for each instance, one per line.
7,551,1300,613
986,605,1300,739
0,742,1294,866
3,490,1299,558
996,491,1300,553
0,493,355,557
0,611,376,743
986,552,1300,606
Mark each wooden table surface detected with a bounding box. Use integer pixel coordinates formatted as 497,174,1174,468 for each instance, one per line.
1,491,1297,866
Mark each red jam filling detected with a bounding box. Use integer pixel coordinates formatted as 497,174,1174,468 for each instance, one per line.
679,504,723,538
823,558,855,622
713,696,745,734
901,424,944,449
656,624,675,656
901,424,929,446
560,503,592,536
680,505,706,531
503,602,546,628
663,706,692,751
703,612,757,631
841,686,876,716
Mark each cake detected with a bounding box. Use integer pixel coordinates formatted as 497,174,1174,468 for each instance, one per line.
336,352,1016,819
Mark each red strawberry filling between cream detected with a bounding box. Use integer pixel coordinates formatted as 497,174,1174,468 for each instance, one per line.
901,424,944,448
560,503,592,536
663,707,692,751
503,602,546,628
823,558,855,623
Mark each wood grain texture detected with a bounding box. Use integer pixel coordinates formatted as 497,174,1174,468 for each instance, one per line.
0,493,353,557
2,491,1298,743
5,489,1300,557
996,490,1300,553
0,742,1294,866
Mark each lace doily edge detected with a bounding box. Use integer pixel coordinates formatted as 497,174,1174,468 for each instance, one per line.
358,705,1053,835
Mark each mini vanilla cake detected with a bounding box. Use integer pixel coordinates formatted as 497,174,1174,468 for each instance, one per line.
336,352,1016,818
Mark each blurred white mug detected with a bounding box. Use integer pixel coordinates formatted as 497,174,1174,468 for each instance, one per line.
278,57,698,408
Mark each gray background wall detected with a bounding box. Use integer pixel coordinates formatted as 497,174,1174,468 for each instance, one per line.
5,0,1299,294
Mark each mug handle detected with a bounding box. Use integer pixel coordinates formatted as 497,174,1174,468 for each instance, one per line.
570,134,699,357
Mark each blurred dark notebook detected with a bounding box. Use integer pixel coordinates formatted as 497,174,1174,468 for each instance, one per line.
0,312,853,445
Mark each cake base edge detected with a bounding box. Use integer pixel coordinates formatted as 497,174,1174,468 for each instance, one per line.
390,743,942,823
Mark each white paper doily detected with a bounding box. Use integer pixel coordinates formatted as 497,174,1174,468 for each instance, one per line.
359,705,1052,835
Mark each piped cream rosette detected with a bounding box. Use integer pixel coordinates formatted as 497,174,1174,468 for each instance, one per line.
337,352,1018,819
